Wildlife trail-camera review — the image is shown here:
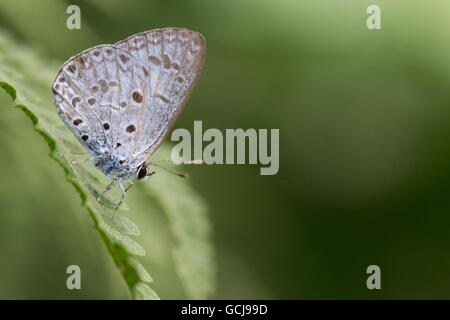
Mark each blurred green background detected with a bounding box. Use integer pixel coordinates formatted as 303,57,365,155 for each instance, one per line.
1,0,450,299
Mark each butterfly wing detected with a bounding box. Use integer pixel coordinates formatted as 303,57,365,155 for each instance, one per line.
115,28,206,167
52,45,150,160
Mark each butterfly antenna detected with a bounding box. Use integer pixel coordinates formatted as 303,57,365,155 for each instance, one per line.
150,163,190,178
149,159,203,178
151,159,203,165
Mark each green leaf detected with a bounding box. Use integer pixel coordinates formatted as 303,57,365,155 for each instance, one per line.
0,29,215,299
144,150,216,299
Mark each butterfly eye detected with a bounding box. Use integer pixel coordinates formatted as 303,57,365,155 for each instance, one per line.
138,166,147,180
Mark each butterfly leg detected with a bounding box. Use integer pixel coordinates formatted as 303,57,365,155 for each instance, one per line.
69,150,90,155
69,157,96,165
96,180,118,202
125,181,134,192
113,182,127,216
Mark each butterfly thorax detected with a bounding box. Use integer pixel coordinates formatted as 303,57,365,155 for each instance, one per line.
93,153,136,181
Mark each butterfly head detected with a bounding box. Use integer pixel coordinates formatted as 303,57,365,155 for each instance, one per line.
137,162,154,180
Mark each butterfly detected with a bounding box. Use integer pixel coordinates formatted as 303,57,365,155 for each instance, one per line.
52,28,205,213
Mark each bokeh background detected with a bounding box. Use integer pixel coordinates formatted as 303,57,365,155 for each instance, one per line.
1,0,450,299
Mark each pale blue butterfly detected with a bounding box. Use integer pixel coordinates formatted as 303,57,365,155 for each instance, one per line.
52,28,205,213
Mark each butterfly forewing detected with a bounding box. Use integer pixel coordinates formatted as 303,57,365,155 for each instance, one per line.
52,45,150,160
115,28,206,166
